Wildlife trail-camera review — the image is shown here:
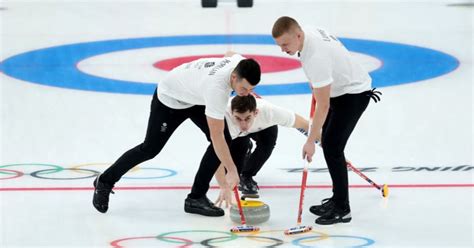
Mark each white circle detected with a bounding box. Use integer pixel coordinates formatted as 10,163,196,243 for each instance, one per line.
77,45,381,85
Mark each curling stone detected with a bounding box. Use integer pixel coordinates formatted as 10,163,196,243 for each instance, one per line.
230,200,270,225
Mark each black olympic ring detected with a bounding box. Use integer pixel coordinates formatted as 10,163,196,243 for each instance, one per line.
201,235,284,248
30,168,99,180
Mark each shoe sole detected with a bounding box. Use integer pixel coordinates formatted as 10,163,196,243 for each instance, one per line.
241,194,259,200
184,206,224,217
92,201,108,213
315,217,352,225
92,194,108,213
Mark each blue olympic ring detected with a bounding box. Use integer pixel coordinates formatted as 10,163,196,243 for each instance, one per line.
0,35,459,95
292,235,375,248
122,167,177,179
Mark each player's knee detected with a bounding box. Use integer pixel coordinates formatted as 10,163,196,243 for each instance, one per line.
322,142,344,157
256,138,276,149
139,143,161,159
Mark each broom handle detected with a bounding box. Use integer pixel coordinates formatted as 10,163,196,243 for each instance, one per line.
296,161,309,225
233,186,246,225
346,161,382,190
296,93,316,225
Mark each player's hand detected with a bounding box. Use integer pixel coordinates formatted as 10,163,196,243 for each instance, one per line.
302,141,316,162
215,185,233,208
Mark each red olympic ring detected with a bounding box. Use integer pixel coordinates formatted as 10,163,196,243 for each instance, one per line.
110,236,193,248
0,168,24,180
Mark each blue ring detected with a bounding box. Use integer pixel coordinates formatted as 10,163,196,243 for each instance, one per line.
292,235,375,248
122,167,177,179
0,35,459,95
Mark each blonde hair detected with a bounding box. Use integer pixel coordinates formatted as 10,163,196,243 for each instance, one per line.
272,16,302,38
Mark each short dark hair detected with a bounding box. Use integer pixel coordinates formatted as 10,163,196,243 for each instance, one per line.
231,95,257,113
272,16,301,38
234,58,261,85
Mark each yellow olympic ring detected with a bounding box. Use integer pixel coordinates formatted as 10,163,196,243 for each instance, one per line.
70,162,140,175
244,229,330,244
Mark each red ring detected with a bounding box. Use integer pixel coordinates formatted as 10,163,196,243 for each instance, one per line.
154,54,301,73
110,236,193,248
0,168,24,180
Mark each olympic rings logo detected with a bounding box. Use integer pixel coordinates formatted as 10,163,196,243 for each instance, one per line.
0,163,177,180
110,229,375,247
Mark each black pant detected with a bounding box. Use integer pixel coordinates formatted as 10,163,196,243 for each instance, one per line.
321,91,371,209
230,125,278,177
101,89,232,199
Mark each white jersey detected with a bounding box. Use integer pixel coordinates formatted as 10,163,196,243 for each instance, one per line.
157,54,245,119
299,26,372,97
225,97,296,139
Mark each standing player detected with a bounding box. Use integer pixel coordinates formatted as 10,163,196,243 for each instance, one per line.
92,52,261,217
272,16,381,225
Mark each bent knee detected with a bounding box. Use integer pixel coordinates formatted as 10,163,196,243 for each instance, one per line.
139,143,161,159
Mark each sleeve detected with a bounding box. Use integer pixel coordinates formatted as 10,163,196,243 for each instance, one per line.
231,54,245,60
203,86,229,120
267,103,296,128
303,54,333,88
203,55,244,119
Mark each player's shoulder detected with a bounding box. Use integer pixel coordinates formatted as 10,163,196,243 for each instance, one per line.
230,53,246,63
255,97,271,107
256,98,279,114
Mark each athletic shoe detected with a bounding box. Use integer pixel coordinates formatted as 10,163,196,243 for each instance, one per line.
239,176,259,195
315,206,352,225
92,174,114,213
309,198,335,216
184,195,224,217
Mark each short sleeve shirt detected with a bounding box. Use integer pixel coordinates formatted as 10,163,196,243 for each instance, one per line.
225,98,296,139
157,54,245,119
299,27,372,97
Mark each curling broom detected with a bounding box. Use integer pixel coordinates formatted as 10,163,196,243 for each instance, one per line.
230,186,260,233
284,158,313,235
346,160,389,198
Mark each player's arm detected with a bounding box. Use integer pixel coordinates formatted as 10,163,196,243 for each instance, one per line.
207,117,240,188
292,113,310,132
302,84,330,162
214,163,233,208
307,84,331,143
214,164,227,187
267,100,309,132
